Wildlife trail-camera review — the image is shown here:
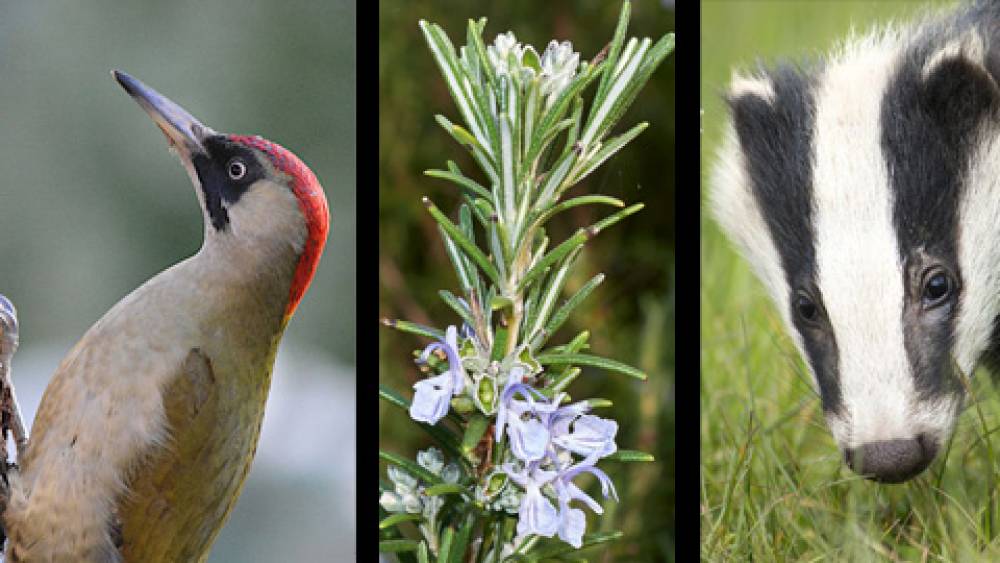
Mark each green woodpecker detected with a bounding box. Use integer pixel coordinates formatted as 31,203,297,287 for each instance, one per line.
2,71,329,562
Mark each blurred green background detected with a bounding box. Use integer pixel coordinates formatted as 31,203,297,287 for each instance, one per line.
697,1,1000,560
0,1,355,561
378,1,675,560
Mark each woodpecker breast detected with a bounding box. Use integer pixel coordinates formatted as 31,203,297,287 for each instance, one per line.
710,0,1000,482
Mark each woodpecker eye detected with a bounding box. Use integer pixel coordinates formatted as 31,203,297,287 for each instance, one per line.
227,159,247,181
922,270,952,306
795,294,819,323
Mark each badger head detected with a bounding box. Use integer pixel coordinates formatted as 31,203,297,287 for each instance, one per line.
711,18,1000,483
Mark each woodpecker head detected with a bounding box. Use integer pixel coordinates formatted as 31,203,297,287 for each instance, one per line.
711,4,1000,483
112,70,329,319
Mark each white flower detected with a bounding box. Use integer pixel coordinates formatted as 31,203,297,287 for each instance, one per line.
540,40,579,104
488,31,522,76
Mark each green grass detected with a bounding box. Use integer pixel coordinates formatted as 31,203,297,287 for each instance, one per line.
701,1,1000,560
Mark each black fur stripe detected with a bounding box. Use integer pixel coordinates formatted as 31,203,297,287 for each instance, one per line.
730,66,843,414
883,28,999,399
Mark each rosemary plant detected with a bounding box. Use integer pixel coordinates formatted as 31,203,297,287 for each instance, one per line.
380,3,673,560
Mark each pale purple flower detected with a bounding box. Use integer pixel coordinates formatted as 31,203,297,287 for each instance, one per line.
495,367,560,462
505,462,559,539
550,410,618,464
556,501,586,548
409,325,467,424
503,397,555,462
552,460,618,547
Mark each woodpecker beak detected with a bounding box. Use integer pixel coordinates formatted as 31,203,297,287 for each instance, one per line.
112,70,215,157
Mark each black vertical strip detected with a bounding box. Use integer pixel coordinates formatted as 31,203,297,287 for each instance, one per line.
673,0,697,559
882,38,997,398
729,67,843,414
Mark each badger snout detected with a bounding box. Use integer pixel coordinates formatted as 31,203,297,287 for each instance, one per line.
827,390,960,483
844,434,939,483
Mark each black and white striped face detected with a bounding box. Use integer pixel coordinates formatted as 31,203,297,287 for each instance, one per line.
711,10,1000,483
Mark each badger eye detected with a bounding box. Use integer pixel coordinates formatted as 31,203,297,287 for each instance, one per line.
922,271,952,306
227,158,247,180
795,294,819,322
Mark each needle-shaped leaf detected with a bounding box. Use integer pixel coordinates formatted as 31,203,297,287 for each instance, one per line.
533,149,579,212
380,513,425,530
424,483,466,496
378,384,410,411
606,449,656,462
593,1,631,111
380,539,422,553
527,62,602,166
517,203,643,292
440,227,474,295
380,450,444,485
563,330,590,354
527,531,624,559
437,526,455,563
449,513,476,563
467,18,496,87
425,168,493,201
601,32,675,135
528,196,624,236
462,195,492,230
419,21,493,153
499,111,517,224
434,115,497,181
439,289,475,327
581,37,649,147
525,247,581,341
424,197,500,285
519,118,573,183
535,352,647,380
520,271,546,348
569,122,648,186
534,272,605,350
458,204,483,299
541,367,580,397
381,319,445,341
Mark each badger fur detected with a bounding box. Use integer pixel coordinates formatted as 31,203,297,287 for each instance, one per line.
711,1,1000,483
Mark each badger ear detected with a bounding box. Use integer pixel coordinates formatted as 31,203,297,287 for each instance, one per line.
724,73,777,157
726,71,776,106
920,33,1000,126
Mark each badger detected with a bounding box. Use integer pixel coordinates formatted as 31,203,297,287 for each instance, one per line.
710,1,1000,483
